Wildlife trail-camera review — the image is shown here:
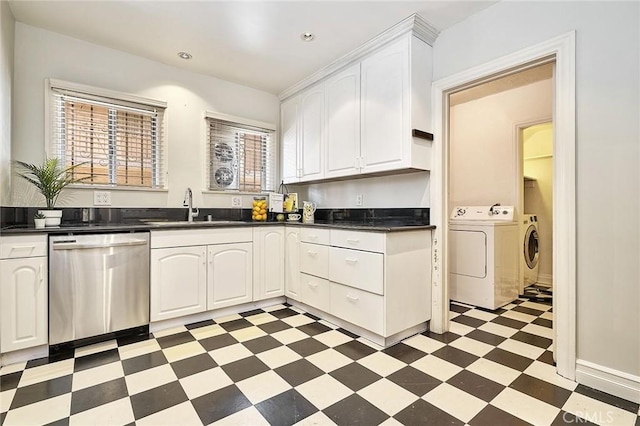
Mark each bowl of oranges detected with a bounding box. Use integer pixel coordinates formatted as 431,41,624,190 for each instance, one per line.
252,197,268,221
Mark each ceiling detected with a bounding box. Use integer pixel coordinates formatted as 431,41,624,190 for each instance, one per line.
7,1,497,95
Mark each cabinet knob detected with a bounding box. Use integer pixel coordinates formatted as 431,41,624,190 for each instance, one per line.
307,250,318,256
346,294,359,302
345,257,358,264
346,238,360,244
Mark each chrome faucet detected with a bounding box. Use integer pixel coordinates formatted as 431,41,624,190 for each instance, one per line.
183,187,199,222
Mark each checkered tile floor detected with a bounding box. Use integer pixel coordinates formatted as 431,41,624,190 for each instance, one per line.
1,300,639,425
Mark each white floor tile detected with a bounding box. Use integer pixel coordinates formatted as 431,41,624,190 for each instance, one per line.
282,314,316,327
18,358,74,387
3,393,71,425
357,352,405,377
478,321,518,338
497,338,545,359
212,405,271,425
379,417,404,426
236,370,292,404
541,311,554,321
136,401,203,426
245,312,278,326
271,327,310,345
189,324,226,340
449,321,475,336
74,340,118,358
179,366,233,400
501,310,538,324
491,387,560,425
449,336,494,357
466,358,521,386
296,374,353,410
562,392,638,425
229,326,267,342
312,330,352,348
0,362,26,376
262,304,288,313
448,311,460,320
423,383,487,423
69,397,134,426
464,309,498,322
152,325,187,338
117,339,161,360
523,361,577,391
124,364,177,395
294,410,337,426
403,334,446,354
358,378,419,416
0,389,15,413
520,301,552,312
162,341,206,363
410,355,462,382
256,346,302,369
214,313,243,323
521,323,554,339
305,349,352,373
72,361,124,391
209,343,253,366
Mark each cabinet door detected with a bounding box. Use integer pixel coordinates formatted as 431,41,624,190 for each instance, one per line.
281,96,300,184
0,257,47,352
284,228,301,301
208,243,253,309
150,246,207,322
325,63,361,178
299,85,324,181
253,227,284,300
361,37,410,173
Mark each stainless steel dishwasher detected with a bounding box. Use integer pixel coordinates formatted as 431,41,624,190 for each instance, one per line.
49,232,150,349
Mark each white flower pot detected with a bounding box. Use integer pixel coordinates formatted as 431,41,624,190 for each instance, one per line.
38,210,62,227
34,218,46,229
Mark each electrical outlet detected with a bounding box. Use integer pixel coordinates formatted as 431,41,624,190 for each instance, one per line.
231,196,242,208
93,191,112,206
356,194,363,206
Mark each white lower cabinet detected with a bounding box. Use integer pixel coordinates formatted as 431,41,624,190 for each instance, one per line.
330,282,384,335
284,227,301,301
150,246,207,322
0,256,48,353
299,273,330,313
208,243,253,310
253,227,285,301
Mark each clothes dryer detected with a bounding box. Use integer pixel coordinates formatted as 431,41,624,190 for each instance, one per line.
522,214,540,285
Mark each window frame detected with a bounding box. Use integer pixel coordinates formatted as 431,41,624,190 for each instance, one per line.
45,79,168,191
203,111,277,194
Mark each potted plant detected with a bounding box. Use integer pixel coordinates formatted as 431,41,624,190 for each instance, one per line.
15,158,88,227
33,212,46,229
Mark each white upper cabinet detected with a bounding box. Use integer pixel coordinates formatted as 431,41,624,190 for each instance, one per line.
281,97,299,183
325,63,361,179
299,85,324,182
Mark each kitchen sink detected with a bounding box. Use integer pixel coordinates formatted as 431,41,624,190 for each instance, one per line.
144,220,237,226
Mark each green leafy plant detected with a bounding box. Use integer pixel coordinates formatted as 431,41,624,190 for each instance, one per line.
34,212,47,219
15,158,88,209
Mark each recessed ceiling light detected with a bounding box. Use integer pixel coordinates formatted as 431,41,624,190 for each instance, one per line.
300,32,315,42
177,52,192,60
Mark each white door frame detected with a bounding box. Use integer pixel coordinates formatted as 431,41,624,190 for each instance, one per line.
430,32,576,379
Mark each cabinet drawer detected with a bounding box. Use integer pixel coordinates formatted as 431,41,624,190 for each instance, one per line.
331,283,383,334
299,273,330,313
329,247,383,295
300,243,329,278
0,235,48,259
151,228,252,248
331,230,384,253
300,228,331,245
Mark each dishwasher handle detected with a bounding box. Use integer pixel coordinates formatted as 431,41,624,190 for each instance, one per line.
52,239,149,250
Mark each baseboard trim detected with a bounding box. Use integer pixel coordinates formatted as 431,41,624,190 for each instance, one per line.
537,273,553,286
575,359,640,403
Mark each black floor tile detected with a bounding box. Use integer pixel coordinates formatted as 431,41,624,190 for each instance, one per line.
466,329,507,346
394,398,464,426
484,348,534,372
191,384,251,424
423,331,461,344
337,328,359,339
0,371,22,391
469,404,530,426
258,320,292,334
478,306,507,315
218,318,254,332
122,350,168,375
0,413,5,425
239,308,265,317
297,322,332,336
221,356,270,383
170,353,217,379
551,410,598,425
324,394,389,426
275,359,324,387
452,315,486,328
198,333,238,351
304,312,321,321
512,305,545,316
431,345,479,368
387,366,441,396
116,333,151,348
269,308,299,319
511,331,553,349
334,340,377,361
447,370,505,402
10,375,73,409
538,350,556,366
575,384,640,413
491,316,527,329
74,348,120,372
288,337,329,357
532,317,553,329
70,377,128,415
185,319,215,330
510,374,572,408
25,357,51,369
329,362,382,392
129,381,188,420
242,335,283,354
155,331,196,349
255,389,318,426
450,303,472,314
382,342,427,364
44,418,69,426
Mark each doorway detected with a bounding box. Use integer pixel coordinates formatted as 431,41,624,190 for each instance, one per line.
430,32,576,379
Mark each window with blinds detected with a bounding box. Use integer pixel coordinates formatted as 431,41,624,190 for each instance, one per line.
49,84,164,188
206,117,275,192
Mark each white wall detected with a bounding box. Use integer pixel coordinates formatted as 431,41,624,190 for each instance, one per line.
0,1,14,206
434,2,639,377
449,79,552,214
10,23,279,209
523,123,553,286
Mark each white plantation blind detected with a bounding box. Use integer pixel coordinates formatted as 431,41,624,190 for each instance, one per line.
50,84,165,188
206,117,275,192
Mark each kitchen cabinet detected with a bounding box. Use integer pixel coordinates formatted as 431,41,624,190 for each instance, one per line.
150,246,207,322
208,243,253,310
281,97,299,184
284,227,301,301
299,228,331,312
0,235,48,353
253,227,285,301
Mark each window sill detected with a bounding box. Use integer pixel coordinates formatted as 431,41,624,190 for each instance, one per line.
69,184,169,193
202,190,270,196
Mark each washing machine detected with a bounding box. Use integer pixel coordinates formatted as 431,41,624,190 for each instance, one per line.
449,206,519,310
522,214,540,285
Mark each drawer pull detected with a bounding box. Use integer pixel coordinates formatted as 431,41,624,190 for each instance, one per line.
346,294,359,302
346,238,360,244
307,281,319,288
307,250,318,256
345,257,358,264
